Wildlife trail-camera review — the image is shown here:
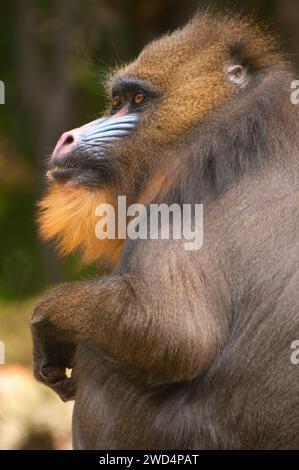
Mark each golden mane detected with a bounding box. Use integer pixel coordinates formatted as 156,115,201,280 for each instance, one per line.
37,183,123,266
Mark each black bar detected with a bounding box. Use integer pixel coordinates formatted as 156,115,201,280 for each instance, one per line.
0,450,299,466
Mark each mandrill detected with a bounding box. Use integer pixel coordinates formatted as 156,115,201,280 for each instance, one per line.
31,11,299,449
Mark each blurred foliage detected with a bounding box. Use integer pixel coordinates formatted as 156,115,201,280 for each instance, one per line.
0,297,73,449
0,297,34,364
0,0,298,300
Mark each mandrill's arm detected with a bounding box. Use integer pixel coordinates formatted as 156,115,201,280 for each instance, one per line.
31,239,230,400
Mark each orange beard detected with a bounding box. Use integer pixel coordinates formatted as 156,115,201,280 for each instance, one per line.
37,183,123,266
38,165,175,266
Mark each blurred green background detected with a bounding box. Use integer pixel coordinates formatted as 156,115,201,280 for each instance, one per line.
0,0,299,450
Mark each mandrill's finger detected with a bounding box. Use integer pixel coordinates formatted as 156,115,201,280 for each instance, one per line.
50,375,76,402
37,364,76,402
41,365,67,383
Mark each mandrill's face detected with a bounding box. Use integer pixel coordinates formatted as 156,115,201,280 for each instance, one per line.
47,13,277,191
39,13,279,264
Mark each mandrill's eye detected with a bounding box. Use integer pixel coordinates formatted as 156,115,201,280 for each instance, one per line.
112,95,121,107
134,92,145,105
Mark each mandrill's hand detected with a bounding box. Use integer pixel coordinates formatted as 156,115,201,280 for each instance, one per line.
30,285,82,401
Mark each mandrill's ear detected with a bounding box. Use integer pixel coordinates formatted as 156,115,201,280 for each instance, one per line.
226,36,277,87
226,64,248,87
226,41,254,88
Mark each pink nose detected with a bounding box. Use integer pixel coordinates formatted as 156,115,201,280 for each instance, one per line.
52,129,80,158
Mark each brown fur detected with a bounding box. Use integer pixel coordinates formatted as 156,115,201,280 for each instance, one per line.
31,12,299,450
38,12,282,266
110,12,280,144
38,184,122,265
